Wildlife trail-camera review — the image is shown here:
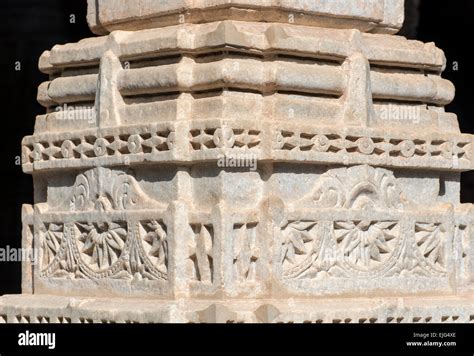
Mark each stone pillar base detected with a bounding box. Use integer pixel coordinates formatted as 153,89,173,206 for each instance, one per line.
1,294,473,323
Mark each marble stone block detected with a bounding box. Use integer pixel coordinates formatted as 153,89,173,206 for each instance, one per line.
1,0,473,323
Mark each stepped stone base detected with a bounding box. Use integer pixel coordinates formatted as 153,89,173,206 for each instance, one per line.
1,294,474,323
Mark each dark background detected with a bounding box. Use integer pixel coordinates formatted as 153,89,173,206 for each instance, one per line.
0,0,472,294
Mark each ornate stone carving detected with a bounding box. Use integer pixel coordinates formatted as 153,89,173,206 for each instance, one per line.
189,224,214,284
127,220,168,280
39,220,168,281
333,221,400,271
5,0,474,323
299,165,407,210
40,223,64,268
414,222,447,273
65,167,163,212
232,223,259,282
76,222,127,272
280,221,320,279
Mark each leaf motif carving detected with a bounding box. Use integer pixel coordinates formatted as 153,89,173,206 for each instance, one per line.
41,223,64,268
415,223,446,271
281,221,319,278
77,221,127,271
334,221,398,270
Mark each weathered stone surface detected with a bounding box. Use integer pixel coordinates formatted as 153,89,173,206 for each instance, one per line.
0,294,473,323
87,0,405,35
26,22,467,174
2,0,474,322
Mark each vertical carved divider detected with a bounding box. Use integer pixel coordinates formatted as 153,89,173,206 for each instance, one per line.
453,208,474,289
252,201,272,297
265,197,286,288
454,223,467,284
31,207,43,292
210,203,225,295
444,215,456,286
95,46,123,129
21,205,34,294
399,216,414,275
342,32,374,126
167,200,191,298
222,204,237,295
468,222,474,285
220,216,263,296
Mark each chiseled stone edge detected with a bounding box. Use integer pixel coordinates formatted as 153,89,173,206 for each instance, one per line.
38,57,454,108
0,294,473,323
40,21,445,73
86,0,404,35
21,121,474,173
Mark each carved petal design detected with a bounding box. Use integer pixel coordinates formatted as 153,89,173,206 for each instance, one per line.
415,223,446,272
281,221,320,278
41,223,64,268
77,221,127,271
334,221,399,271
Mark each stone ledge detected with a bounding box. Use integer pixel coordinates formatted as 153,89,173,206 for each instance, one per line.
0,294,473,323
40,21,444,72
86,0,405,35
22,122,474,173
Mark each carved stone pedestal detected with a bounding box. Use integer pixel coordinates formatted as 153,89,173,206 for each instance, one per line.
2,0,474,323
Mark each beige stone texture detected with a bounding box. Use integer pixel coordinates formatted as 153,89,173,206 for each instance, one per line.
87,0,405,35
1,0,473,323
